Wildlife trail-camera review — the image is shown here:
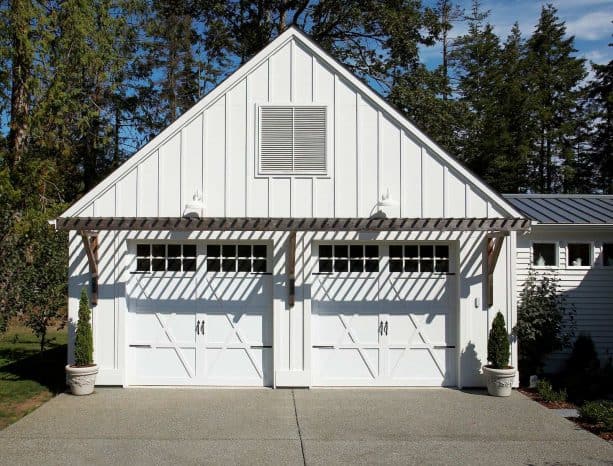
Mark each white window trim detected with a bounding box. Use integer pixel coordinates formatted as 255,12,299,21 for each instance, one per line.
566,242,594,269
530,241,559,269
255,103,331,178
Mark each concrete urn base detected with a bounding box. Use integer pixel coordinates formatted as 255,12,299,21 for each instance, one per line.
66,364,98,395
483,366,516,397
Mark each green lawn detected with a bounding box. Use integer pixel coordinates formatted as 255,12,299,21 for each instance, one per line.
0,326,67,429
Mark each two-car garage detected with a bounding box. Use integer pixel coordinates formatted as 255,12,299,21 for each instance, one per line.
125,240,457,387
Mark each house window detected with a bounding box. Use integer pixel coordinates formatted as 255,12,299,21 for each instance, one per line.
532,243,557,267
567,243,591,267
602,244,613,266
206,244,268,273
318,244,379,273
135,244,197,272
259,105,327,175
389,244,450,273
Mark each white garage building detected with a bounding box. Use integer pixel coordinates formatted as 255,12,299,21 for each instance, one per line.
56,27,530,388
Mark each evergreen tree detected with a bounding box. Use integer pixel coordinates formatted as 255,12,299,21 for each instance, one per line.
524,4,586,193
586,55,613,193
74,288,93,366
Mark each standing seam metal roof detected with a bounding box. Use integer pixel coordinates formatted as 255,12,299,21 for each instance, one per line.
503,194,613,224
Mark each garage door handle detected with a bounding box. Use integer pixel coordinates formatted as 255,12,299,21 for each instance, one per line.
200,320,205,335
384,321,388,336
196,320,200,335
378,321,383,336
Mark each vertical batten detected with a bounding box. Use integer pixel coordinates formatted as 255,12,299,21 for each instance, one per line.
204,97,226,216
158,133,182,216
335,77,357,216
138,151,159,216
248,61,271,217
226,80,247,216
181,114,204,214
443,166,449,217
356,93,362,215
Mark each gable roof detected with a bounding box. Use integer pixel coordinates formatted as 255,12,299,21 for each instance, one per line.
504,194,613,224
62,26,522,219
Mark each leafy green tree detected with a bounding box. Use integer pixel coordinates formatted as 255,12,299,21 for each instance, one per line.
513,272,576,376
74,288,93,366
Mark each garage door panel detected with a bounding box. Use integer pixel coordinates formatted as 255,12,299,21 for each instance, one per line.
202,276,271,305
131,347,196,380
312,310,380,346
388,348,456,386
205,348,272,385
380,277,449,302
204,310,271,346
312,277,378,302
313,347,380,382
386,312,454,346
128,276,198,301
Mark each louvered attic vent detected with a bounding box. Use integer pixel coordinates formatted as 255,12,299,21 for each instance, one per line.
259,105,327,175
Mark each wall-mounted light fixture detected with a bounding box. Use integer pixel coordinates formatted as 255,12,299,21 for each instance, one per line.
377,188,399,208
183,190,204,218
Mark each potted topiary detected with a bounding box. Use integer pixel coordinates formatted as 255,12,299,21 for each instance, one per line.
483,312,516,396
65,288,98,395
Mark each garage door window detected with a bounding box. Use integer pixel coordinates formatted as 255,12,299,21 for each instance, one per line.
318,244,379,273
389,244,449,273
135,244,197,272
206,244,268,273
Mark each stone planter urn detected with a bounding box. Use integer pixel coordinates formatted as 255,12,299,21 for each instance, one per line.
65,364,99,396
483,365,516,397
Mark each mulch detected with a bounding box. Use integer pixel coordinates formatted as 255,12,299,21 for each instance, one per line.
518,387,612,442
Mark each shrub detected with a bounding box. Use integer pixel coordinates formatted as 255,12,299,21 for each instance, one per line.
579,400,613,431
74,288,93,366
513,272,575,376
563,334,604,402
536,379,567,403
487,312,510,369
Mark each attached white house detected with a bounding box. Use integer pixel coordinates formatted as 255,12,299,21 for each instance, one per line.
505,194,613,368
55,27,532,388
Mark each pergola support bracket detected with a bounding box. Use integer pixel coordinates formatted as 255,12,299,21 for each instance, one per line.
79,230,99,305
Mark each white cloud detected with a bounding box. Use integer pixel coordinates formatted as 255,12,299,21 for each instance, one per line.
565,11,612,40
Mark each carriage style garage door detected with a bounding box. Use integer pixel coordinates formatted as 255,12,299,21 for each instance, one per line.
311,243,457,386
126,243,273,386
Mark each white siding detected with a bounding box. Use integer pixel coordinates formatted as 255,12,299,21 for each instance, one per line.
68,36,514,221
516,228,613,368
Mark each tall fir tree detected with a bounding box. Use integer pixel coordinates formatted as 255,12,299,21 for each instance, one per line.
524,4,586,193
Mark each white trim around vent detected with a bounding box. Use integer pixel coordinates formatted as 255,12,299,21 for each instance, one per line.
257,104,328,176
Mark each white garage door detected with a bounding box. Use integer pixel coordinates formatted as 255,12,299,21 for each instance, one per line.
127,243,273,386
311,243,457,386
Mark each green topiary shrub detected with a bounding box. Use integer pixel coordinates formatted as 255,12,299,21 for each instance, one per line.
579,400,613,431
536,379,567,403
487,312,510,369
74,288,93,366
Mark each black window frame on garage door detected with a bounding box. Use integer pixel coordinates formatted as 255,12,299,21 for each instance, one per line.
205,243,271,274
316,242,454,275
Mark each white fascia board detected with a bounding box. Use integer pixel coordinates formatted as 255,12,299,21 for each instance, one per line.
62,26,522,219
61,28,298,217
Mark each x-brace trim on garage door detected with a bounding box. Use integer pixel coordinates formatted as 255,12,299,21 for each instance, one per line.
387,280,446,378
132,279,197,379
315,278,378,379
200,276,264,380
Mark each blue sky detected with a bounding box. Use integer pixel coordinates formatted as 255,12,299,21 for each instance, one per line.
420,0,612,72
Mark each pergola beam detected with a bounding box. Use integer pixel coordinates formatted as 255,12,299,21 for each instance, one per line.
57,217,531,232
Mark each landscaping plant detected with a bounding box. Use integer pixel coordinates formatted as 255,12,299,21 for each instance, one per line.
513,272,575,378
74,289,93,366
536,379,567,403
487,312,510,369
564,334,610,402
579,400,613,432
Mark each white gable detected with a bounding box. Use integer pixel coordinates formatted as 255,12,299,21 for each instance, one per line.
62,27,521,219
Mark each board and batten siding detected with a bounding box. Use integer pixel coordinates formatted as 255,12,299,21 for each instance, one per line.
516,228,613,367
68,36,509,221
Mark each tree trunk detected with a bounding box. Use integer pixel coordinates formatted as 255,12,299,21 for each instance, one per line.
39,327,46,352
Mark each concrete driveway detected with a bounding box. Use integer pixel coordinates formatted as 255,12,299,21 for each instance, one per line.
0,388,611,465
